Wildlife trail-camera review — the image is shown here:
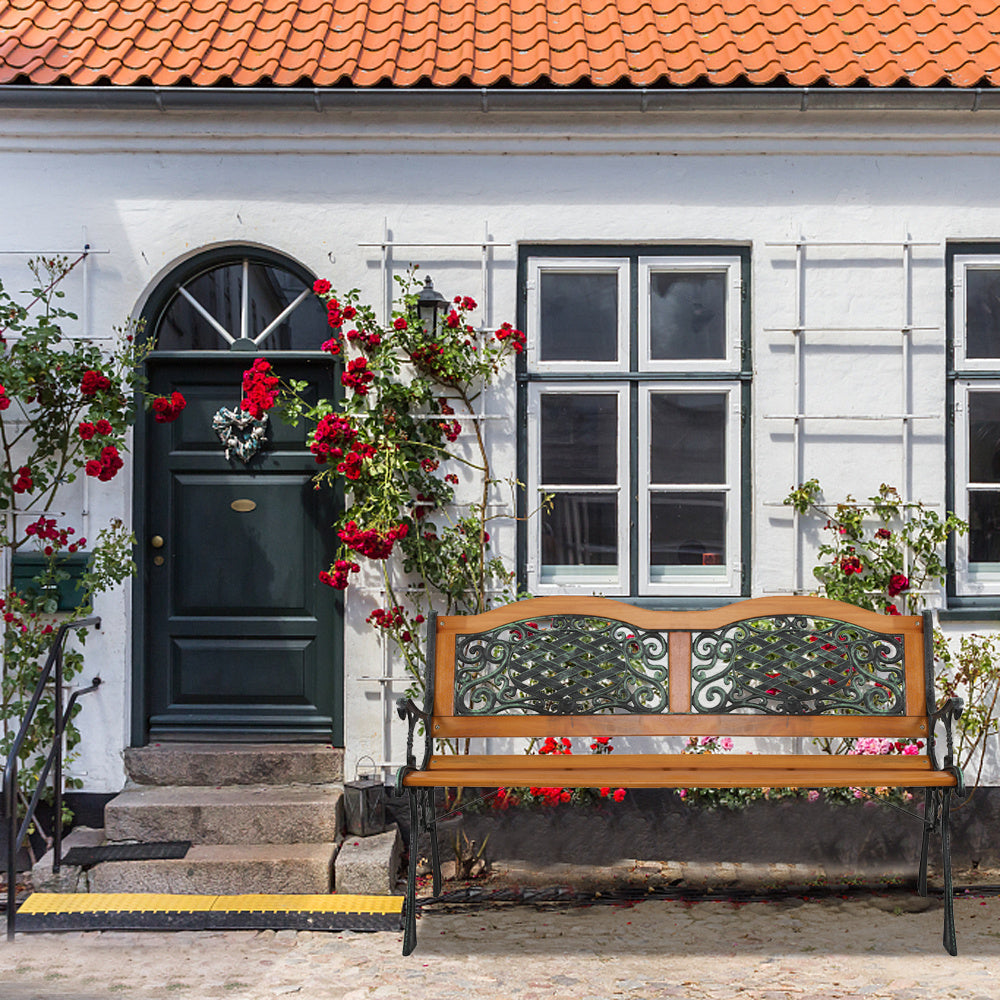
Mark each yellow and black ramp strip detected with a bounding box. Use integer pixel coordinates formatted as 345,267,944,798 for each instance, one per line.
14,893,403,933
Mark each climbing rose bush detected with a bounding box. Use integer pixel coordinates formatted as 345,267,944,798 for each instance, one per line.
238,268,526,700
783,480,966,615
0,255,179,835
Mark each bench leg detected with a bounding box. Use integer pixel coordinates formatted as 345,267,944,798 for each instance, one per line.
917,788,957,956
918,788,933,897
941,790,957,957
423,788,443,897
402,787,420,956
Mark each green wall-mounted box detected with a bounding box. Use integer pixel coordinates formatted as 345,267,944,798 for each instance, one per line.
10,552,89,611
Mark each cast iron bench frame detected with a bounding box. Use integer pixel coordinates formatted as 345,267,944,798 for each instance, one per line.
395,595,964,955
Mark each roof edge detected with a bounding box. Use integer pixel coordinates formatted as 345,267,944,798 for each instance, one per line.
1,85,999,114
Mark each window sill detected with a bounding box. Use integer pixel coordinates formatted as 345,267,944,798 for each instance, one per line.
939,602,1000,623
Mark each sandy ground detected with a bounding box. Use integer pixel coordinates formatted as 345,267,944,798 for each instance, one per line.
1,886,998,1000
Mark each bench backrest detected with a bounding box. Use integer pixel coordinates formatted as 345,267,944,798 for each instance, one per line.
424,596,934,742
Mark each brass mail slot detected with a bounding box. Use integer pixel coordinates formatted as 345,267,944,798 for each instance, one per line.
231,499,257,513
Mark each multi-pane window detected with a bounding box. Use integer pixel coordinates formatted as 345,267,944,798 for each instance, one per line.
521,248,749,598
950,250,1000,596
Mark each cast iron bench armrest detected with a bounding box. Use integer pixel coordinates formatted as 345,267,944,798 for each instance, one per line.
928,696,965,792
395,697,432,776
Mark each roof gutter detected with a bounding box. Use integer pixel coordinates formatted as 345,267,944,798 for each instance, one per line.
0,85,997,114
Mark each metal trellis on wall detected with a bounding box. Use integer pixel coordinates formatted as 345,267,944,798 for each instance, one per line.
763,236,943,595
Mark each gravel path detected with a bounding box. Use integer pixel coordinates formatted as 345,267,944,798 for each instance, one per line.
1,890,998,1000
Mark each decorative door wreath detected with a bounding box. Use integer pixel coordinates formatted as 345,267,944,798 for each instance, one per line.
212,406,268,463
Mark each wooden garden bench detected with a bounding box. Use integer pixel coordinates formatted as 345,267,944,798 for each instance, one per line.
395,595,964,955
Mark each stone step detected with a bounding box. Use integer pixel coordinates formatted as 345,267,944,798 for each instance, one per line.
86,842,338,895
103,784,343,845
32,826,404,897
124,743,343,787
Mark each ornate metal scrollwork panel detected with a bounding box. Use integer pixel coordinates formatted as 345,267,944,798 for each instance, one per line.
690,615,906,716
454,615,669,715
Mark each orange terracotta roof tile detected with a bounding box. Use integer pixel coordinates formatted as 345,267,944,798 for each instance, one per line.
4,0,1000,89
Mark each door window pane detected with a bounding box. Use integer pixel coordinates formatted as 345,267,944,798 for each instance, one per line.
541,493,618,575
154,259,326,351
969,391,1000,483
649,492,726,576
649,271,726,360
539,271,619,362
650,393,726,484
541,394,618,485
969,490,1000,563
966,268,1000,359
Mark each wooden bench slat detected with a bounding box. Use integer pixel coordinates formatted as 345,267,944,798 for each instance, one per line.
403,763,957,790
419,753,942,772
430,715,930,739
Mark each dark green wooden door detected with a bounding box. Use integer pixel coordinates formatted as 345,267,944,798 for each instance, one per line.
142,357,341,742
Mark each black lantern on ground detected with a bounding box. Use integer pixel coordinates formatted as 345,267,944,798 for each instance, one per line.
343,756,385,837
416,275,449,333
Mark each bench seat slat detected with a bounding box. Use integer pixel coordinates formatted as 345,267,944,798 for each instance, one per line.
402,755,958,789
419,753,942,772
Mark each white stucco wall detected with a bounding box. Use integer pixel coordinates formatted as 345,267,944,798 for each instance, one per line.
2,104,999,790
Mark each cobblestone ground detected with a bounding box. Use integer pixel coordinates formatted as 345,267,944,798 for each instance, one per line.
1,892,998,1000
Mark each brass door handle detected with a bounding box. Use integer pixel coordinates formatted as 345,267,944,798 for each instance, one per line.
151,535,164,548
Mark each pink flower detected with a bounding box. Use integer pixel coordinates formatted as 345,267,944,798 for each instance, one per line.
807,790,820,802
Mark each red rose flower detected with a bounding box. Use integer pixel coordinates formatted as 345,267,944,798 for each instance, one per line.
12,465,33,493
80,370,111,396
78,421,97,440
85,445,123,482
313,279,331,295
95,419,113,435
152,391,187,424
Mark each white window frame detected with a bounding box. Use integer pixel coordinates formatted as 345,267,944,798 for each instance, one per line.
954,380,1000,595
526,382,630,595
525,258,631,374
638,256,743,373
638,383,742,595
952,254,1000,371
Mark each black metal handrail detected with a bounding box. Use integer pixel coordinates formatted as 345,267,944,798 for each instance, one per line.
3,616,100,940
